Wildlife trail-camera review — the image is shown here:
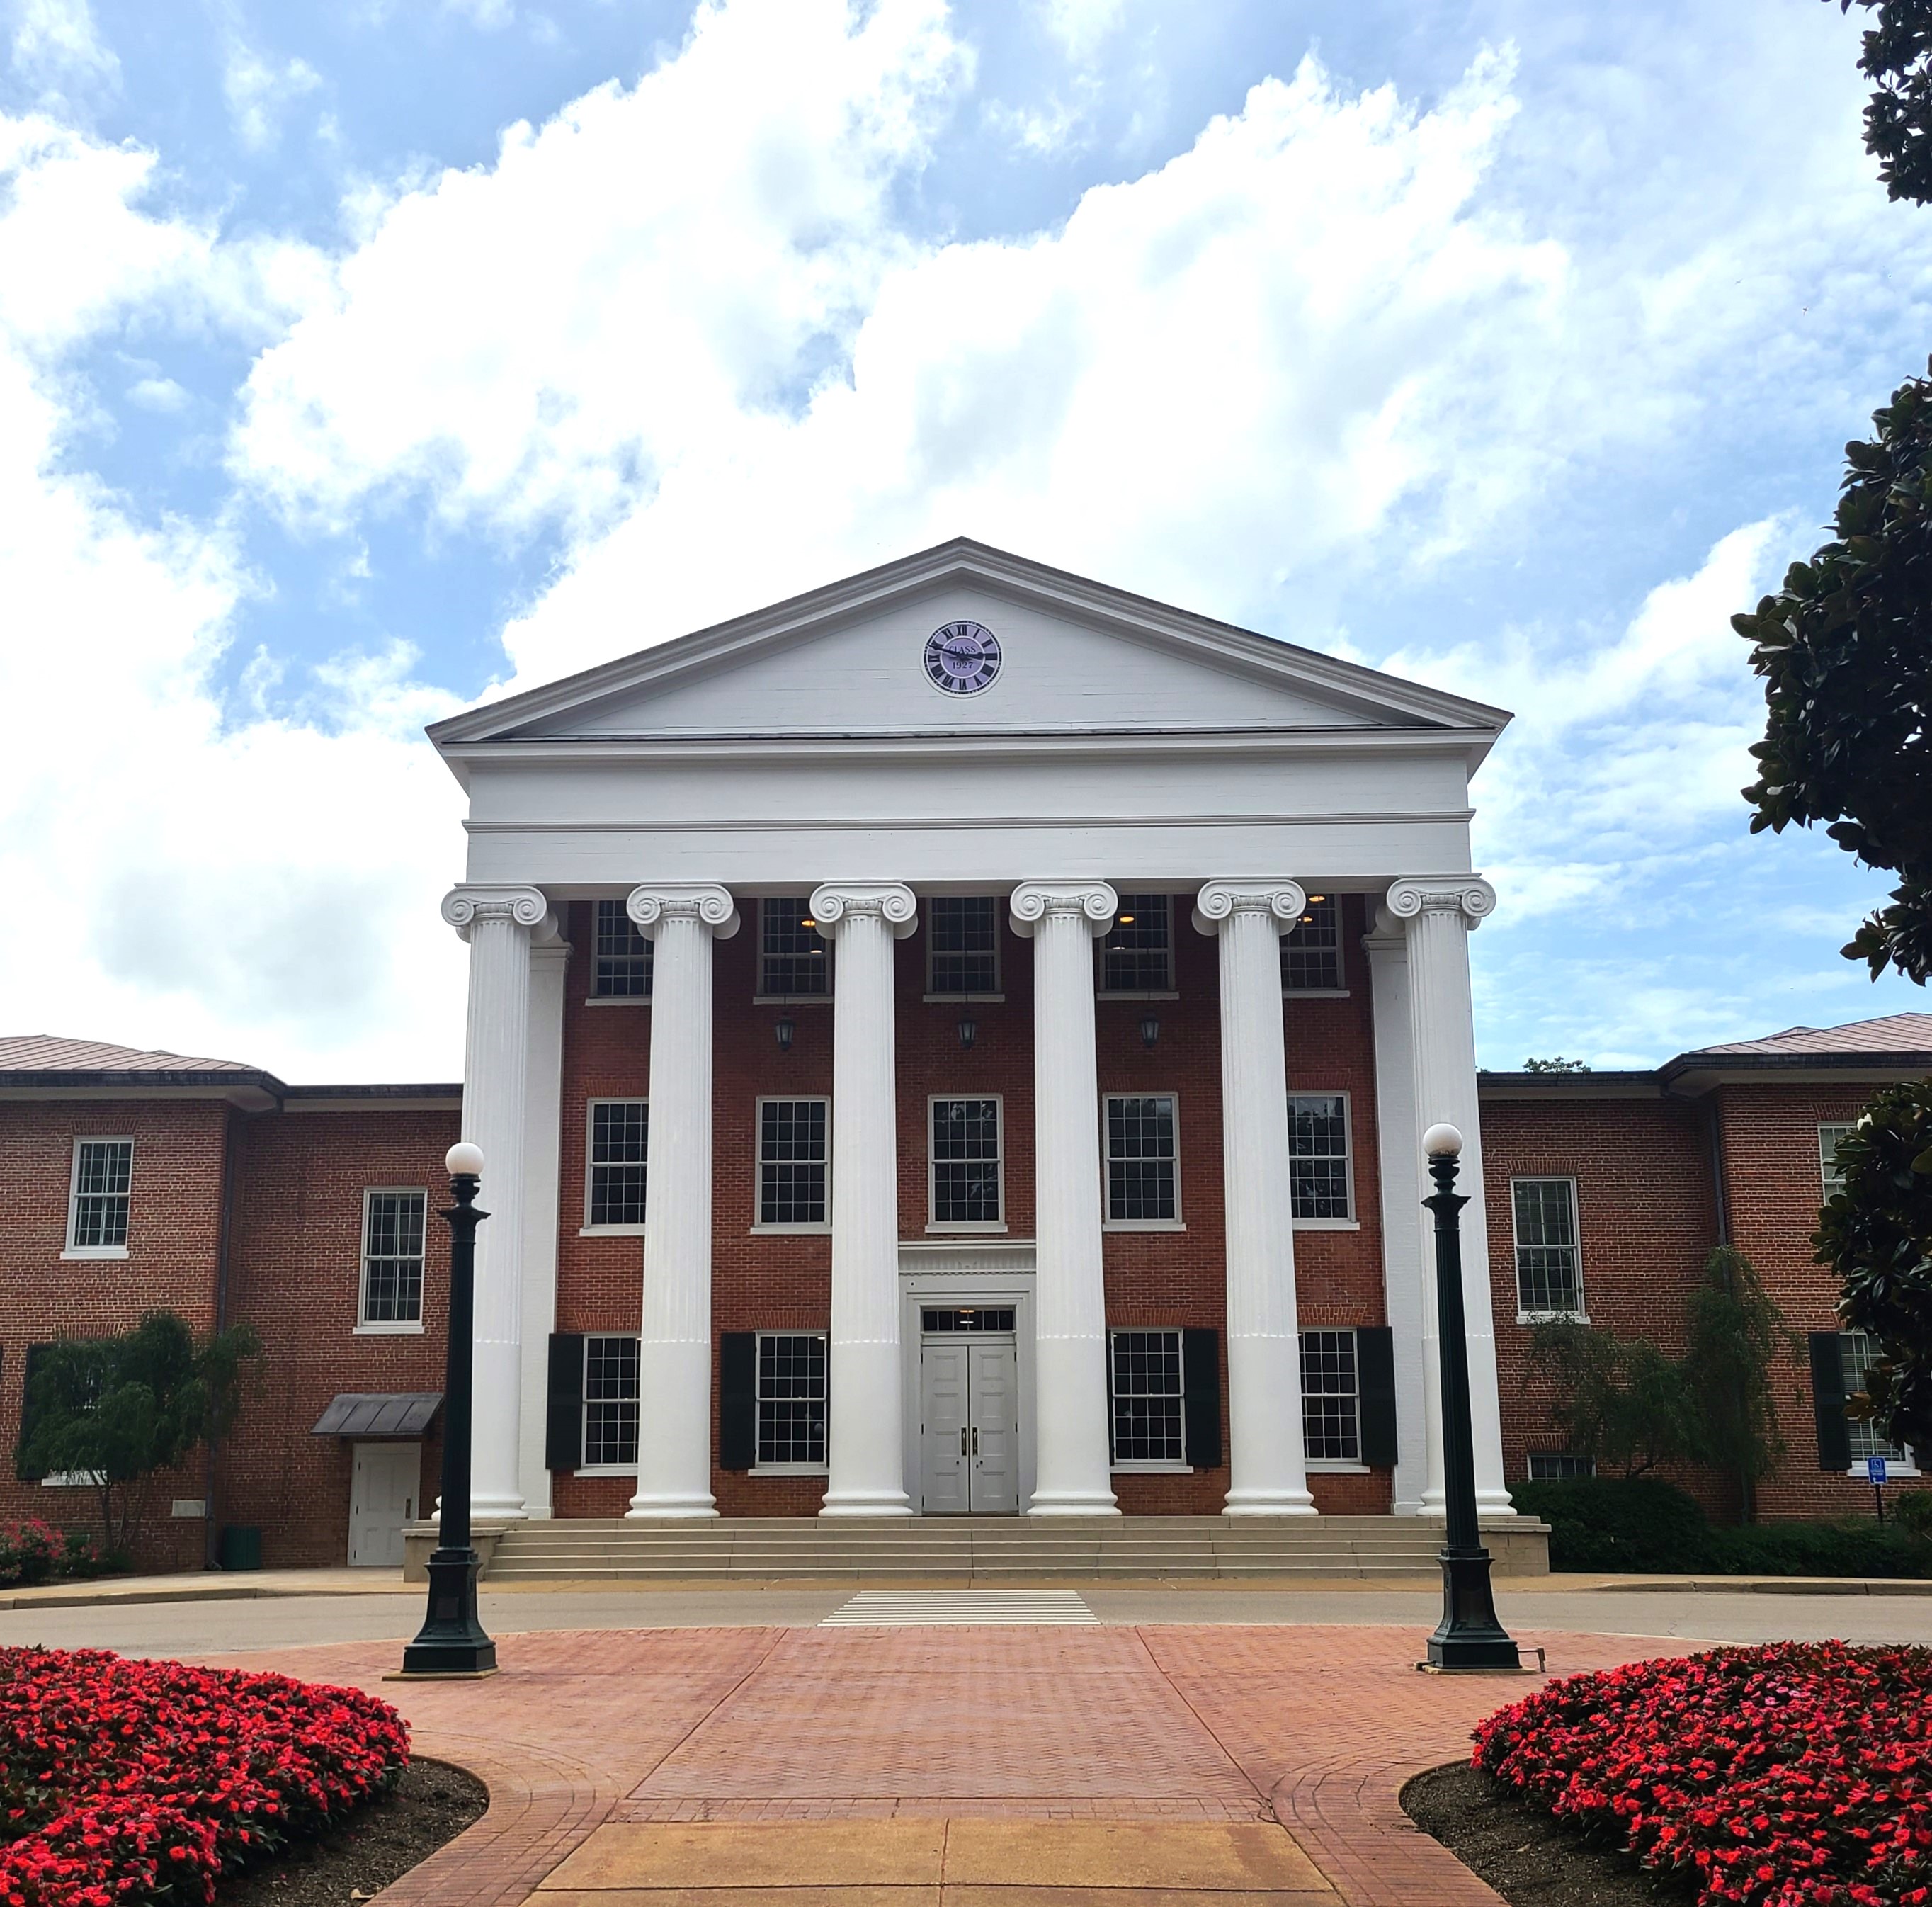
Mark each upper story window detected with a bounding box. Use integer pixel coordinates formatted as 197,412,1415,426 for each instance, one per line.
1288,1094,1352,1221
1101,895,1173,992
1512,1176,1584,1319
592,898,653,998
586,1100,649,1231
1281,894,1342,992
760,898,828,997
928,897,1000,995
1819,1122,1854,1198
930,1097,1004,1228
1104,1093,1179,1224
359,1189,427,1328
66,1138,132,1257
758,1098,829,1227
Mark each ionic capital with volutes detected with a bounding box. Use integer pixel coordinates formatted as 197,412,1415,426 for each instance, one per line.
627,883,739,941
809,882,918,940
441,885,559,944
1009,881,1117,940
1192,880,1307,939
1379,876,1497,934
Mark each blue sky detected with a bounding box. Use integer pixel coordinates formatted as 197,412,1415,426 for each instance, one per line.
1,0,1927,1080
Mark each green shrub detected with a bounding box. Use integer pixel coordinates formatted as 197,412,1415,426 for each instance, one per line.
1895,1490,1932,1540
1704,1520,1932,1579
1510,1476,1710,1572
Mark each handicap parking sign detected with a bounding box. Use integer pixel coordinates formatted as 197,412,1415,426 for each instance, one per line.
1868,1454,1888,1486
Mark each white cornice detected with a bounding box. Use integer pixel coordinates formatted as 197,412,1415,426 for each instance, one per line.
426,539,1512,752
462,808,1477,836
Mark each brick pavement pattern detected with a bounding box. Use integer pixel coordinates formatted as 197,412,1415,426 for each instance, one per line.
216,1623,1666,1904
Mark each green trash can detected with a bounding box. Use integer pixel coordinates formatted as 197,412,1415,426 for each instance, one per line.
217,1525,262,1571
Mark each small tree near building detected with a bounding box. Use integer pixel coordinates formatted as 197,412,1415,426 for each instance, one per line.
1530,1324,1701,1479
1681,1247,1792,1522
16,1312,260,1560
1815,1079,1932,1458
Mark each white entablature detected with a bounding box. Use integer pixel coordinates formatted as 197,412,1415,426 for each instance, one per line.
430,538,1510,893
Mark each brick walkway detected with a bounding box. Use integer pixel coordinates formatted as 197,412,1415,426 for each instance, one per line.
218,1622,1665,1904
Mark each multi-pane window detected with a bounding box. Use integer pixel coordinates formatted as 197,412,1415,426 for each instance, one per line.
67,1138,132,1252
1110,1329,1184,1463
1280,893,1342,990
760,898,829,997
758,1099,829,1226
1512,1177,1584,1317
1528,1452,1597,1481
1840,1332,1909,1465
1819,1123,1854,1198
1300,1328,1360,1461
756,1332,827,1467
921,1307,1017,1332
928,897,1000,994
360,1189,426,1325
1288,1095,1351,1221
1101,895,1172,992
1104,1094,1178,1222
582,1335,640,1466
592,898,653,998
587,1101,649,1228
930,1098,1003,1226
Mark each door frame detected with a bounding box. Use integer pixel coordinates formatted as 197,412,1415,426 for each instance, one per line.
898,1245,1036,1515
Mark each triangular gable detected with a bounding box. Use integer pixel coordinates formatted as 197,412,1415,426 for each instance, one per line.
428,538,1510,747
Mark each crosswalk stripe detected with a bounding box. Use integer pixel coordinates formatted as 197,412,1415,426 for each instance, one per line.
819,1588,1098,1626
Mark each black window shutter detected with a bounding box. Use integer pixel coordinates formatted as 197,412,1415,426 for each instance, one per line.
1356,1325,1398,1469
1808,1331,1851,1472
1182,1328,1222,1469
544,1333,584,1473
720,1332,757,1471
14,1344,47,1483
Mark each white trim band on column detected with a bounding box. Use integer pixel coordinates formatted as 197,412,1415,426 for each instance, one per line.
625,883,739,1521
442,884,561,1522
813,881,918,1517
1011,881,1120,1518
1193,881,1317,1519
1382,874,1513,1519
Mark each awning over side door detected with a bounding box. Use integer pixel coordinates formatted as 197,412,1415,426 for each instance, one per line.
310,1393,442,1438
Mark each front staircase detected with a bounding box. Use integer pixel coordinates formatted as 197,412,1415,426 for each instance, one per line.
467,1515,1540,1583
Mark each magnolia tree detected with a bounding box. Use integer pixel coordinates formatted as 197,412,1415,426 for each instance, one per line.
1816,1080,1932,1457
17,1312,259,1557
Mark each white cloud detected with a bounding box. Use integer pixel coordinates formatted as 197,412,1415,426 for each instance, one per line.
1042,0,1123,62
126,373,188,411
222,36,322,153
6,0,118,94
0,113,467,1080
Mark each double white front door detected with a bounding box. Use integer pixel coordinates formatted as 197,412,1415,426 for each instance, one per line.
348,1441,419,1567
919,1334,1019,1513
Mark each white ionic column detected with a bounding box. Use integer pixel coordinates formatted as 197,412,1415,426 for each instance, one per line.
442,884,559,1520
1384,876,1512,1517
1363,913,1433,1517
1194,882,1317,1518
812,881,917,1517
626,885,739,1520
518,933,572,1518
1011,881,1119,1518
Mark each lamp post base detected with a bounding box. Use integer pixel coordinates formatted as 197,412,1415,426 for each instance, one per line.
400,1548,497,1677
1423,1545,1521,1671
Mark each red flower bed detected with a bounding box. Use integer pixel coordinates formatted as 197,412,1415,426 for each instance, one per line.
0,1646,409,1906
1474,1641,1932,1907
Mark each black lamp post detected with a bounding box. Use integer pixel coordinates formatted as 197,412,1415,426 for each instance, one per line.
1420,1121,1520,1673
400,1141,498,1678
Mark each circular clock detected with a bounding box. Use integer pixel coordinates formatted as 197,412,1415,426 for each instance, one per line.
924,620,1002,696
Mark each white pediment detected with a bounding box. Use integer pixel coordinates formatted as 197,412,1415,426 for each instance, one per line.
431,541,1509,748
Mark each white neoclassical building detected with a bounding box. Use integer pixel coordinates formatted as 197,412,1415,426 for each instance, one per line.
428,540,1515,1526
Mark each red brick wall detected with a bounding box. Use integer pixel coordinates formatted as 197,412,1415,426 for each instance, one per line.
0,1098,229,1569
216,1107,458,1566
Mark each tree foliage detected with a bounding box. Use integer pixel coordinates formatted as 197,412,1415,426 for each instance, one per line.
1815,1078,1932,1456
1521,1057,1591,1073
1530,1324,1701,1479
17,1312,260,1556
1682,1247,1790,1517
1829,0,1932,206
1734,366,1932,984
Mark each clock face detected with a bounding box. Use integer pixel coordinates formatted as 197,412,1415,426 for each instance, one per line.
924,620,1002,696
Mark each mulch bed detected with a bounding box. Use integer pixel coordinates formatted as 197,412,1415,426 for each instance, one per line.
1404,1762,1695,1907
215,1758,488,1906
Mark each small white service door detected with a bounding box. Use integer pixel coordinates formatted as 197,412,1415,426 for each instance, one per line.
348,1442,419,1567
919,1344,971,1514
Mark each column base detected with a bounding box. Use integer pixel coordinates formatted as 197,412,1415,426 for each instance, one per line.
819,1485,914,1517
625,1497,718,1520
466,1493,528,1521
1475,1489,1518,1517
1223,1492,1317,1517
1027,1495,1121,1517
